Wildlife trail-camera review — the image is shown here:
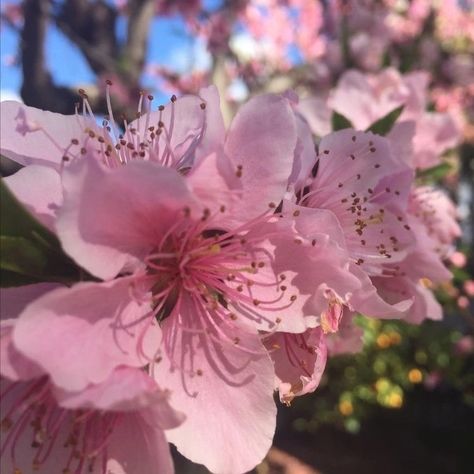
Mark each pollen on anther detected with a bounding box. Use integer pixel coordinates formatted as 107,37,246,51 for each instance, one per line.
290,295,297,302
200,103,206,110
196,369,203,376
293,210,300,216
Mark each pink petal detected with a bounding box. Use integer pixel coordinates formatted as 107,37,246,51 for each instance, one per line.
195,85,226,161
0,283,60,320
412,112,461,169
57,158,197,280
0,101,94,168
155,319,276,474
224,94,297,215
13,278,154,391
1,320,43,381
4,165,62,230
297,96,332,137
106,412,175,474
266,327,327,405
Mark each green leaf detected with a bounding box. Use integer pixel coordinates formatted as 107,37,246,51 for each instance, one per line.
0,179,91,287
366,105,405,136
416,162,452,182
332,111,354,131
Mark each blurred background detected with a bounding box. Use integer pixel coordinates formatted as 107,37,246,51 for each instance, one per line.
1,1,473,472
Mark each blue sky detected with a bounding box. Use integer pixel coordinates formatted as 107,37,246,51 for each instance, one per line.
0,0,221,102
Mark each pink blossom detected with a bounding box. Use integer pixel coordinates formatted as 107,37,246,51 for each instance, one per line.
454,335,474,355
1,309,183,474
264,327,327,406
298,129,415,280
324,69,462,169
457,296,470,310
5,91,369,472
464,280,474,297
450,251,467,268
408,186,461,258
1,367,182,474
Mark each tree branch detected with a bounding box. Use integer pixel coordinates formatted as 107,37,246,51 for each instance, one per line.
122,0,155,86
20,0,78,113
55,0,118,76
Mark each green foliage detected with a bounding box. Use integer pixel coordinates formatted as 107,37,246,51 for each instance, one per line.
366,105,404,135
417,162,453,182
291,316,474,434
0,180,90,287
331,111,353,131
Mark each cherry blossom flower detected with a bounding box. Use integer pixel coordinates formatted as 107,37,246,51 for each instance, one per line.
1,348,182,474
300,68,462,170
1,89,373,472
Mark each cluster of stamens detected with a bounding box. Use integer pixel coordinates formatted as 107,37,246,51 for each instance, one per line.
1,378,119,474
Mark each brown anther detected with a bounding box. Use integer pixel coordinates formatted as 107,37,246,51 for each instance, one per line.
311,239,317,246
350,154,355,160
1,417,12,431
385,187,391,192
200,102,206,110
229,313,237,320
98,136,105,143
352,135,356,142
280,274,286,280
105,79,112,86
323,149,329,154
356,174,361,180
290,295,297,302
240,238,247,245
374,164,381,168
80,148,87,155
294,239,302,245
293,210,300,216
233,337,240,345
253,299,260,306
71,138,79,145
237,285,243,292
62,156,70,162
338,183,343,188
148,94,154,101
341,198,348,203
158,105,165,111
171,94,177,102
220,205,226,213
196,369,203,376
361,239,366,245
158,121,164,128
258,262,265,268
395,190,400,195
275,317,282,323
370,147,376,152
280,285,287,291
368,188,373,194
268,202,277,208
404,225,411,230
356,258,364,265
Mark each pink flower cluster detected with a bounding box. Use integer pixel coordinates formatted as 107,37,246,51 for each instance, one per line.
0,82,459,473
